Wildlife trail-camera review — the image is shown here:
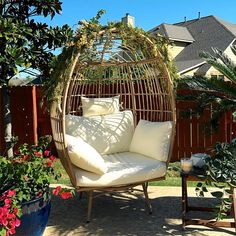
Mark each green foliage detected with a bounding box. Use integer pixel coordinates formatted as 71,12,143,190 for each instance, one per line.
0,136,60,203
153,35,179,81
0,135,62,234
0,0,73,85
45,10,175,106
177,46,236,219
177,75,236,130
195,140,236,219
177,46,236,130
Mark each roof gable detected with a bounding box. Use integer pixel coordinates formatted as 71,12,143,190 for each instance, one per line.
149,16,236,74
174,16,234,73
150,24,194,43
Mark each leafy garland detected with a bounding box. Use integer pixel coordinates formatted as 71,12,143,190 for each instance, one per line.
44,10,177,106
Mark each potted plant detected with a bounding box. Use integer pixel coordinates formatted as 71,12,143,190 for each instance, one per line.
0,136,74,236
196,139,236,219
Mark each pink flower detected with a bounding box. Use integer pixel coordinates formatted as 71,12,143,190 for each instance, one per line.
7,190,16,198
44,150,51,157
49,155,56,162
8,227,16,235
4,198,12,207
10,218,21,228
53,186,62,196
1,217,8,226
60,192,73,199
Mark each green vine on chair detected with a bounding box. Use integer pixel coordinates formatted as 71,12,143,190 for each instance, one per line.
44,10,178,107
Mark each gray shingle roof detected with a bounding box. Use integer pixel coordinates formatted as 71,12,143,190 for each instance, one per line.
149,24,195,43
149,16,236,74
195,63,211,75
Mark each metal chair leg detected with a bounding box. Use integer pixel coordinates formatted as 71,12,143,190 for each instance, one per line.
86,190,93,223
142,182,152,214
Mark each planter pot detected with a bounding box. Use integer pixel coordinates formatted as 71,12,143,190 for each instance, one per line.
15,197,51,236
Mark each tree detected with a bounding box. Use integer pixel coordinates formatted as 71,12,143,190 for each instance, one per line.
0,0,73,157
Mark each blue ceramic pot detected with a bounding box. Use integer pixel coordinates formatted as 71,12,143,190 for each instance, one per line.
15,196,51,236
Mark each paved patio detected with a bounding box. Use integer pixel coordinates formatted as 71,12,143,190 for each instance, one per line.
44,186,235,236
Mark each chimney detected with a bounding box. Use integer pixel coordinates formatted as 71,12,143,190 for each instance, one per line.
198,12,201,19
121,13,135,28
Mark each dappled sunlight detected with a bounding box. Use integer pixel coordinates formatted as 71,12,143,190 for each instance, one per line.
44,187,236,236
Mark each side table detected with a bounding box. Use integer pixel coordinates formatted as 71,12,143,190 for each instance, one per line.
181,170,236,230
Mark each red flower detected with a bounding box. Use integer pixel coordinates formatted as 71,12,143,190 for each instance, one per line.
7,190,16,198
34,151,42,157
21,155,29,161
8,227,16,235
47,161,53,167
53,186,62,196
44,150,51,157
4,198,12,207
49,155,56,162
13,208,18,214
60,192,73,199
10,218,21,228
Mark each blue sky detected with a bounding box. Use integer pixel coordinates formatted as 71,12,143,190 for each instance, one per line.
41,0,236,31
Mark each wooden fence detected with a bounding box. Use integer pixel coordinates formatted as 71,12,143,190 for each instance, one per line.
0,86,235,161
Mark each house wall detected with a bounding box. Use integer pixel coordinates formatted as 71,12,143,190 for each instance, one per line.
168,41,188,59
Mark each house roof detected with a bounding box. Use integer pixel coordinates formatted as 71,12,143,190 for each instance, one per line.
149,15,236,74
149,24,195,43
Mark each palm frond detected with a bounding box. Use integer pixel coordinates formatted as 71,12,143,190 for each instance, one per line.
178,76,236,99
200,52,236,83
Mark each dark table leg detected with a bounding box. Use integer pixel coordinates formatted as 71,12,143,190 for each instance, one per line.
182,175,187,229
233,188,236,231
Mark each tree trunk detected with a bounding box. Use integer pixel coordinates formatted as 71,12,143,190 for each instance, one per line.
2,86,13,157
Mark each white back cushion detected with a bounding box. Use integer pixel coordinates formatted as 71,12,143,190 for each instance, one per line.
66,134,107,175
81,96,120,117
129,120,173,162
65,110,134,155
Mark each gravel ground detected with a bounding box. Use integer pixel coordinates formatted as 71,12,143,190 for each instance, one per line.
44,186,235,236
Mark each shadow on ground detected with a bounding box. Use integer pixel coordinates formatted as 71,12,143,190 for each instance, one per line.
45,189,235,236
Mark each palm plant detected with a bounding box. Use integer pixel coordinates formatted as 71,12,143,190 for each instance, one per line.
177,46,236,129
177,46,236,219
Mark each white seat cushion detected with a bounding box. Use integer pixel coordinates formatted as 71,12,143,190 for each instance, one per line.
81,96,120,117
65,110,134,155
66,134,107,175
73,152,166,187
129,120,173,162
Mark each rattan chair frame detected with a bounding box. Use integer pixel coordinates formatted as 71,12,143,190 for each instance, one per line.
50,29,176,222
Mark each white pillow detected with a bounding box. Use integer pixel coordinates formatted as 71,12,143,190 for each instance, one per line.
129,120,173,162
81,96,120,117
65,110,134,155
66,134,108,175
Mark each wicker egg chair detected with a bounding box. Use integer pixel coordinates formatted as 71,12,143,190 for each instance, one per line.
50,25,176,222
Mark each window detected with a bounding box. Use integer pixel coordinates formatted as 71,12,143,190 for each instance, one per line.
211,74,224,81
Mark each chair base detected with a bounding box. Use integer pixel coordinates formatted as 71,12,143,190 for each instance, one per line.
83,182,152,222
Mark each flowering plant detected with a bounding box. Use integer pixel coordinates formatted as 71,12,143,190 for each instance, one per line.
0,136,73,236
